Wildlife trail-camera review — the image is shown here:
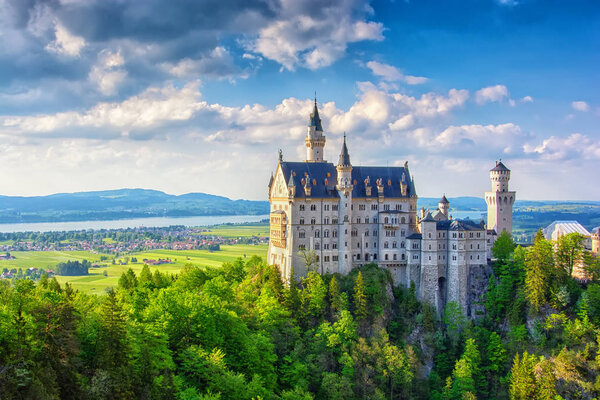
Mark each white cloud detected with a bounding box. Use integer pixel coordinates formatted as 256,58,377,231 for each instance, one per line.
167,47,246,79
520,96,533,103
45,23,86,57
252,2,384,70
89,50,127,96
571,101,590,112
523,133,600,161
474,85,509,105
366,61,428,85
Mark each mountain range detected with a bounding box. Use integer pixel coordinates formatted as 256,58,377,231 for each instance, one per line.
0,190,597,225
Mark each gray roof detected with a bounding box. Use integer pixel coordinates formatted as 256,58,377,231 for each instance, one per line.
436,219,485,231
422,210,435,222
543,220,590,240
407,233,422,239
490,161,510,172
309,101,323,131
279,161,414,199
338,135,351,167
439,195,449,204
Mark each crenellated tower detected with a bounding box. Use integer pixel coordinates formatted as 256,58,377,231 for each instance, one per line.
485,161,515,235
305,98,326,162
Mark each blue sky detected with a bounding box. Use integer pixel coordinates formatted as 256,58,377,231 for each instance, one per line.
0,0,598,201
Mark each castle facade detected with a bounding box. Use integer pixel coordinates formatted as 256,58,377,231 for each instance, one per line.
267,101,515,315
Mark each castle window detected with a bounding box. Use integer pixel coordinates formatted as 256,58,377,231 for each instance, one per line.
453,244,457,250
470,255,472,260
333,243,338,249
333,230,338,238
428,244,431,250
401,241,405,248
401,217,406,224
324,256,330,262
324,243,329,250
351,204,353,210
315,230,320,238
428,233,431,238
345,242,348,247
365,217,369,224
365,242,368,248
351,230,358,237
324,217,330,224
477,255,480,260
333,255,339,261
393,254,397,260
384,204,390,211
299,205,305,211
300,219,305,225
316,255,319,262
384,242,389,249
359,204,366,211
373,230,377,236
299,244,306,250
428,256,431,261
332,218,338,224
402,254,405,260
344,216,349,222
324,204,330,211
385,254,389,260
470,244,473,249
374,242,377,248
395,204,400,210
453,233,457,238
401,230,405,237
315,243,320,250
310,204,316,211
299,231,306,238
374,218,378,223
311,218,316,225
371,204,378,210
324,230,329,238
357,242,361,248
357,218,361,223
332,204,338,211
374,254,377,260
477,244,480,249
392,242,397,248
365,230,369,237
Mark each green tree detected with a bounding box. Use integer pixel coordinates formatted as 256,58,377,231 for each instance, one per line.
493,230,515,261
139,264,153,287
508,352,537,400
353,271,367,322
555,232,586,279
328,276,342,314
525,230,554,312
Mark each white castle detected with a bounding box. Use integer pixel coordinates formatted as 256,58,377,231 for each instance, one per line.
267,100,515,314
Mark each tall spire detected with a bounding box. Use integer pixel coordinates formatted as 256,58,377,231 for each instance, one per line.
338,133,351,167
308,96,323,131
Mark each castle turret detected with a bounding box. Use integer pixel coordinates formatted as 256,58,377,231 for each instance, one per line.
485,161,515,235
305,98,326,162
336,134,353,274
592,227,600,256
439,194,449,217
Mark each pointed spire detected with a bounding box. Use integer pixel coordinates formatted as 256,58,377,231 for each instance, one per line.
308,96,323,131
268,172,274,189
439,194,449,204
338,133,351,167
288,172,296,187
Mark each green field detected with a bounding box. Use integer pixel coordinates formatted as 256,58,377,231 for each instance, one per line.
198,223,269,238
0,251,111,269
32,244,268,295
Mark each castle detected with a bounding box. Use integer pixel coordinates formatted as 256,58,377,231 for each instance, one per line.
267,100,515,315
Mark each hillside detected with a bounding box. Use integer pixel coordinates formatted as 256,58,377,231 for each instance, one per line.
0,189,269,223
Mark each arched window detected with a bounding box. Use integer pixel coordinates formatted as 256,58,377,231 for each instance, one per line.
299,230,306,238
401,217,406,224
333,230,338,238
315,230,320,238
393,254,397,260
324,230,329,238
384,217,389,224
385,254,389,260
384,242,389,249
401,254,405,260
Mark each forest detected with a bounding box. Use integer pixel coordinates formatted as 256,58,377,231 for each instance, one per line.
1,231,600,399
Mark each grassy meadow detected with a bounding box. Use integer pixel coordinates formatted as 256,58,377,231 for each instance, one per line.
1,245,268,295
198,224,269,238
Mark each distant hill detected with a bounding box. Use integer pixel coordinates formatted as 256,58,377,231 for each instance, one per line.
0,189,269,223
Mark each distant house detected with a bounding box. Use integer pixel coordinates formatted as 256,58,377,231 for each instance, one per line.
543,220,592,248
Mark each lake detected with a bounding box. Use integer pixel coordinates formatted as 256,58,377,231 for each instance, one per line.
0,215,270,233
0,210,487,233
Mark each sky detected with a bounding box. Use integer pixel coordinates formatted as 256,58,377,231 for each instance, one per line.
0,0,598,201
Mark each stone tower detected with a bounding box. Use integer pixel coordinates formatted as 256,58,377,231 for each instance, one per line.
592,227,600,257
336,134,353,274
439,195,449,218
485,161,515,235
305,98,326,162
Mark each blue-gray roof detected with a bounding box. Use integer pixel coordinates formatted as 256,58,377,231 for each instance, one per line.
436,219,485,231
338,136,351,167
279,161,414,199
309,101,323,131
490,161,509,172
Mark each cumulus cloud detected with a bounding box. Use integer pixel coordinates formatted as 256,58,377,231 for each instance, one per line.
252,1,384,70
89,50,127,96
571,101,590,112
45,23,86,57
366,61,428,85
521,96,533,103
523,133,600,161
166,47,246,79
474,85,509,105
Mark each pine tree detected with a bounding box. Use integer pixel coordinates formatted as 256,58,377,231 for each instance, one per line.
525,230,554,312
139,264,153,287
328,276,342,314
508,352,537,400
353,271,367,322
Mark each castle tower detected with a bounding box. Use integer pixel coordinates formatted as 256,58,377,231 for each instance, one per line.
439,195,449,218
485,161,515,235
337,134,353,274
419,211,440,310
592,227,600,256
305,98,326,162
